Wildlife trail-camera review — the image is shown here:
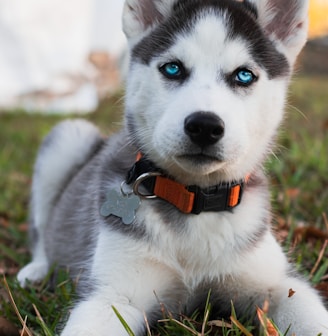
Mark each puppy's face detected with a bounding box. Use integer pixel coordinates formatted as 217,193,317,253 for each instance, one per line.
125,4,292,185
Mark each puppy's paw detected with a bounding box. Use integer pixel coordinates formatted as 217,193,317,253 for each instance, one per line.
61,328,93,336
60,325,130,336
17,262,49,287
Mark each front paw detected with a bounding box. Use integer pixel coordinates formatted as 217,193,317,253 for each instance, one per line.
17,262,49,287
60,324,134,336
61,326,99,336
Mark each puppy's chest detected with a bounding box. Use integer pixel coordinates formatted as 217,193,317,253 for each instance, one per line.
100,177,268,279
136,200,250,277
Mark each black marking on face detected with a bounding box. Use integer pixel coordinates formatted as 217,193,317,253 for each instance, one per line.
132,0,289,79
242,0,258,20
225,2,289,78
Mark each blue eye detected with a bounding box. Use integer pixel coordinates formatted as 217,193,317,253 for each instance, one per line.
235,69,256,86
159,61,186,80
164,63,181,76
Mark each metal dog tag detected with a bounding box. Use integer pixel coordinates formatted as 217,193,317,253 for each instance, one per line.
100,189,140,225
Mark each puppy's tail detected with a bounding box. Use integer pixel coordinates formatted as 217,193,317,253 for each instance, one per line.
17,120,103,287
32,119,103,214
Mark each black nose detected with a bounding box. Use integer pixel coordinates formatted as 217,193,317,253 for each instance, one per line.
184,112,225,148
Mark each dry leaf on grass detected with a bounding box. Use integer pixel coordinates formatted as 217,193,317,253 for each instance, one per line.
256,306,279,336
288,288,296,298
0,316,20,336
208,319,232,328
293,226,328,242
0,213,10,229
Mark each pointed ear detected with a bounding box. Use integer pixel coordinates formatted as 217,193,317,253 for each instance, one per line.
253,0,309,64
122,0,176,44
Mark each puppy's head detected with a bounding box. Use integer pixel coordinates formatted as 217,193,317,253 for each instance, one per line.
122,0,308,186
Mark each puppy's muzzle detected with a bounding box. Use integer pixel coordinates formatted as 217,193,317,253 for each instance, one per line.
184,112,225,148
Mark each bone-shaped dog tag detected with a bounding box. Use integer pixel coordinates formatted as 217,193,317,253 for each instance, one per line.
100,189,140,225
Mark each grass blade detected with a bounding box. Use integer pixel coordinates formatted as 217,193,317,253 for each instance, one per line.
33,304,53,336
230,315,253,336
112,305,135,336
3,276,33,336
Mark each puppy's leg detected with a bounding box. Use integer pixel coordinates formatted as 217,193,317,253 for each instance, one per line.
17,120,102,287
60,296,146,336
60,268,182,336
270,277,328,336
240,232,328,336
61,234,185,336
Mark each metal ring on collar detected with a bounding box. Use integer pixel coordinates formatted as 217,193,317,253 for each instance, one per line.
133,172,162,199
120,181,134,197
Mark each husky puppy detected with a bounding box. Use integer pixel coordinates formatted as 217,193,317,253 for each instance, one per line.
18,0,328,335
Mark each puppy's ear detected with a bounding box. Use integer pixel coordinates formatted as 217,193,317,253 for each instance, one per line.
122,0,176,44
252,0,309,64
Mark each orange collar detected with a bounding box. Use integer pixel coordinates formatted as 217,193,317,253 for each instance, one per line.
126,155,248,214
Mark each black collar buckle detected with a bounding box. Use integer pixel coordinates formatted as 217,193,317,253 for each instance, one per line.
188,181,244,214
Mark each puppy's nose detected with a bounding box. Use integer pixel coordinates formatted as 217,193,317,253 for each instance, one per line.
184,112,225,147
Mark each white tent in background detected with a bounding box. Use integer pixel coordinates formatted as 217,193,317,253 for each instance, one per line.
0,0,126,113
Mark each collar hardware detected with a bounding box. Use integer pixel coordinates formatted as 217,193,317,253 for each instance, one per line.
127,156,246,215
187,182,243,214
133,172,162,199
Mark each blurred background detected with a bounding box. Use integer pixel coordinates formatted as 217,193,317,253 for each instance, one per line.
0,0,126,113
0,0,327,114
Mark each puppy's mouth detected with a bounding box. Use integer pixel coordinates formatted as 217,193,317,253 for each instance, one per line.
172,153,226,176
178,153,223,165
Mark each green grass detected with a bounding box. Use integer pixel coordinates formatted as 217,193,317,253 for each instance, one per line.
0,75,328,335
